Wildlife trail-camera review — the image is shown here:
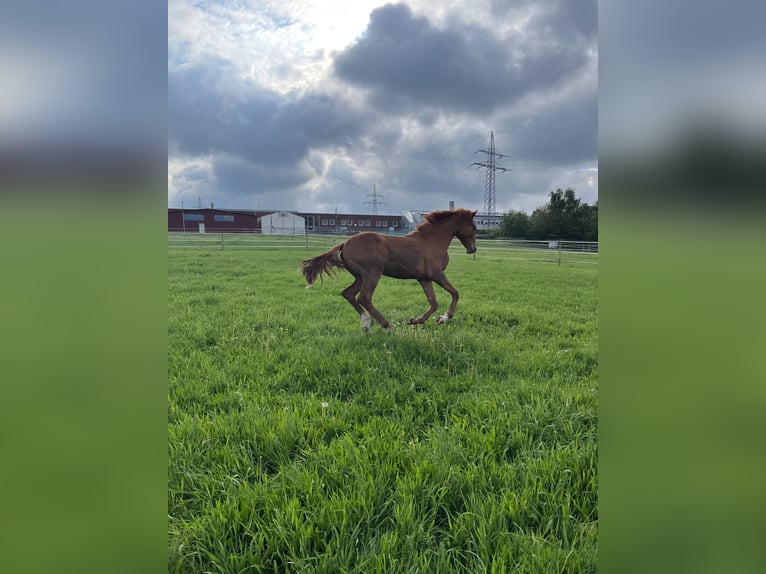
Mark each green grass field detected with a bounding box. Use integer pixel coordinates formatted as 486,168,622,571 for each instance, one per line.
168,237,598,573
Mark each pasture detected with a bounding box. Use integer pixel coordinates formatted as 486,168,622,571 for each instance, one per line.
168,236,598,573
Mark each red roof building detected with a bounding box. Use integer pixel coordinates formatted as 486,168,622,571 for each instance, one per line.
168,208,403,234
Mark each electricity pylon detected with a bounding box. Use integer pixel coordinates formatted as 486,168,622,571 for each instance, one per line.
472,131,510,216
364,184,386,215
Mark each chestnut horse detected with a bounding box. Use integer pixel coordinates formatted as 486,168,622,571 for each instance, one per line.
301,208,477,331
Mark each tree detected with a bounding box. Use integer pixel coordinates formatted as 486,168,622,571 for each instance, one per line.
529,206,552,239
546,188,581,238
498,210,530,238
579,200,598,241
499,188,598,240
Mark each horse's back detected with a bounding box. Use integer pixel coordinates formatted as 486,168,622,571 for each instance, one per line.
344,231,387,252
343,232,436,279
341,232,387,269
345,232,410,257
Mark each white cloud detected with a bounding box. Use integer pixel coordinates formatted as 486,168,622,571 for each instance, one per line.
169,0,385,92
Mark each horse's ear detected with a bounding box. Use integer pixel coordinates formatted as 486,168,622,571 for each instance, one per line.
471,210,477,217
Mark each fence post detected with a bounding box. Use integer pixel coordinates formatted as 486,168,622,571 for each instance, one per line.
221,233,224,251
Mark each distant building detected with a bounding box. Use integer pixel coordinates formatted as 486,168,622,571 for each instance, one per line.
167,206,494,234
168,207,503,235
168,208,262,233
286,212,401,233
259,211,305,235
168,208,403,234
401,208,497,232
400,210,426,233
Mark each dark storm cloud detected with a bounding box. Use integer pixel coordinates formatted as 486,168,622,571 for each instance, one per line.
333,3,593,115
168,55,285,162
169,55,365,195
212,155,314,202
270,92,364,151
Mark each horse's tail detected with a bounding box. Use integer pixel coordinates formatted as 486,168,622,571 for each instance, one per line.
301,243,346,287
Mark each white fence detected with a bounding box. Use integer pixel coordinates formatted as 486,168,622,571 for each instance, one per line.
168,232,598,266
474,238,598,266
168,230,340,251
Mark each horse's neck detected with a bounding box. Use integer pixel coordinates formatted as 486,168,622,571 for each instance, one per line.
415,223,457,250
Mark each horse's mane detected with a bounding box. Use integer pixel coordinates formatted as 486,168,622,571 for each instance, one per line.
407,208,474,236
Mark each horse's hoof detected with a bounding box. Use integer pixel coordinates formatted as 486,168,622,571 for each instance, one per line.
407,317,417,325
436,314,449,324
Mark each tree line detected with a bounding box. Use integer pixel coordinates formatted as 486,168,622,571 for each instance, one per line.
497,188,598,241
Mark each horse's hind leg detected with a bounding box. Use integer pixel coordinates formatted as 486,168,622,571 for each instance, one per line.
341,275,370,331
433,273,459,324
358,273,391,331
408,279,438,325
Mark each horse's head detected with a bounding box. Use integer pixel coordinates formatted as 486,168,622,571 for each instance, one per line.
455,210,477,254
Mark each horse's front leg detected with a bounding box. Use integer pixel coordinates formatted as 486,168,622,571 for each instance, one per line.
433,273,459,324
408,279,438,325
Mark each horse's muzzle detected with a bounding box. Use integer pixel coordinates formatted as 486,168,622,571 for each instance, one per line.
466,246,477,254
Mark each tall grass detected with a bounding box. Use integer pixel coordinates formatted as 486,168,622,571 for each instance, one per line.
169,239,597,573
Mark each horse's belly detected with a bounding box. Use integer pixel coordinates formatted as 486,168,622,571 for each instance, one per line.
383,256,425,279
383,265,416,279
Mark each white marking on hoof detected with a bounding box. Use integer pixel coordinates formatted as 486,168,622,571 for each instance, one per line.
361,312,371,332
407,317,417,325
436,313,450,324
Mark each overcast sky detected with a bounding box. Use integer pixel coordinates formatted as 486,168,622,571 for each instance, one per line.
168,0,597,215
